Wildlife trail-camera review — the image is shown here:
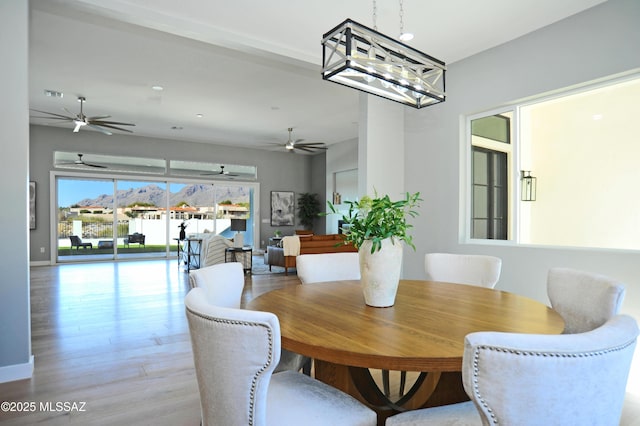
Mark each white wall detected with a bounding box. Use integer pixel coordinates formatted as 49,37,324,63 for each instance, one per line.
522,78,640,249
404,0,640,394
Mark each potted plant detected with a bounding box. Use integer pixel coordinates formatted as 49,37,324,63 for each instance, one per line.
297,192,321,232
327,191,422,307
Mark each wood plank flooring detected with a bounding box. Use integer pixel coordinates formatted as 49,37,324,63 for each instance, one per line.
0,258,404,425
0,259,300,425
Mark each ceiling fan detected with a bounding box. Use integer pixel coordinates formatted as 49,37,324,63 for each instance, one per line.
201,165,238,177
58,153,107,169
30,96,135,135
272,128,327,153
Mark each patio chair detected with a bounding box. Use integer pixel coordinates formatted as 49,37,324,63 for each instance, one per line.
69,235,92,250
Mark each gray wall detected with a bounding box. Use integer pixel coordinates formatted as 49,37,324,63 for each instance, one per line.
0,0,31,376
29,124,323,259
403,0,640,393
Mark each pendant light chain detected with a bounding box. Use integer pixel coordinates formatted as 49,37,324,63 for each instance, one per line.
399,0,405,36
372,0,378,31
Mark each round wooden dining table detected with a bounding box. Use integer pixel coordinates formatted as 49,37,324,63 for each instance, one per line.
247,279,564,425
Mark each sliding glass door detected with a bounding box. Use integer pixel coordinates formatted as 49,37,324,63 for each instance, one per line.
116,180,168,259
57,177,115,262
55,175,258,263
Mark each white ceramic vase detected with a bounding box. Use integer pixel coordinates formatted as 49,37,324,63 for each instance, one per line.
359,237,403,307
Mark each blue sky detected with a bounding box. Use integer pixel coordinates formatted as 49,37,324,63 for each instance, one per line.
57,179,184,207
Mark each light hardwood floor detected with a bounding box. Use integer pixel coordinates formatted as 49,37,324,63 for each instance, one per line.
0,259,301,425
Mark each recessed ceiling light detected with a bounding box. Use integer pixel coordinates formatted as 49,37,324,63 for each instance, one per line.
171,126,183,130
271,106,280,110
196,113,204,118
152,85,164,91
44,90,63,98
592,114,603,120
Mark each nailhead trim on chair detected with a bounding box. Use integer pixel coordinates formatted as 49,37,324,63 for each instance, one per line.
187,307,275,426
470,340,637,425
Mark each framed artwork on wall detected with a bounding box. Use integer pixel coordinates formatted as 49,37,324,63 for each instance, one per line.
271,191,294,226
29,181,36,230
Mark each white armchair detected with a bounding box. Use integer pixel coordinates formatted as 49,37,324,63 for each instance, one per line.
185,287,377,426
386,315,639,426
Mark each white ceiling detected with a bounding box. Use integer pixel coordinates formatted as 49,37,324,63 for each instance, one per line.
28,0,606,152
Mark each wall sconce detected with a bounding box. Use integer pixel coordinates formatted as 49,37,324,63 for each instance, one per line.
521,171,537,201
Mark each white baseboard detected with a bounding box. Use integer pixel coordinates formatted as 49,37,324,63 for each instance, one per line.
30,260,50,267
0,355,34,383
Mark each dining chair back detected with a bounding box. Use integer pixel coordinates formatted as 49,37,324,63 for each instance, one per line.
385,252,503,398
296,252,360,284
188,262,244,307
185,287,377,426
387,314,639,426
424,253,502,288
547,267,626,334
189,261,309,375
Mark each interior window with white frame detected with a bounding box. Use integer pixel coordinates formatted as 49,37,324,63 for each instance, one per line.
467,72,640,250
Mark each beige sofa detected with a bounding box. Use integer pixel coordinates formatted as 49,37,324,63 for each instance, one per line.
265,234,356,275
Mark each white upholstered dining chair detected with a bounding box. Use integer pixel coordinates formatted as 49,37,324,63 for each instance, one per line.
296,252,361,284
423,253,502,288
188,261,244,302
292,252,361,374
547,267,626,334
188,262,307,374
383,253,502,398
386,314,639,426
185,287,377,426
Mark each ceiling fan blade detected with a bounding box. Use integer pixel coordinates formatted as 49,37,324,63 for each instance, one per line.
297,142,327,147
86,124,113,135
87,115,112,121
30,115,74,121
294,146,316,153
90,123,133,133
296,145,327,151
90,119,135,126
84,162,108,168
30,109,75,120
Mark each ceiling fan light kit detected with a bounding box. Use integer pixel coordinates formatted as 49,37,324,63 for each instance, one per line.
321,0,446,109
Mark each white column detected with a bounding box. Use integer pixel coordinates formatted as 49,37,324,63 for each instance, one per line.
358,93,405,199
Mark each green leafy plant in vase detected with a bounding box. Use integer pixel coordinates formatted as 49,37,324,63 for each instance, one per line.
327,191,422,307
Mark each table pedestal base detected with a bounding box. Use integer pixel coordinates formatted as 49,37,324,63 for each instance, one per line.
314,360,469,426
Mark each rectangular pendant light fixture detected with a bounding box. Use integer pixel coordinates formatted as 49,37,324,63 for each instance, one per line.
321,19,446,109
